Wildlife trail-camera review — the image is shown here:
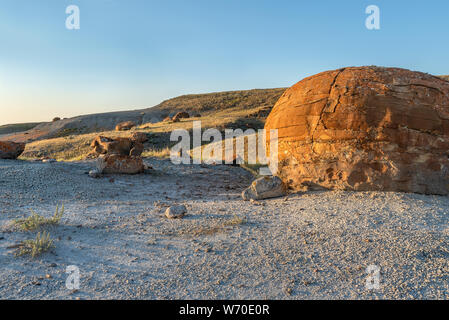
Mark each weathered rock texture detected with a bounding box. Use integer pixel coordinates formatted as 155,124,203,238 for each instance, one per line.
96,155,144,174
265,66,449,195
242,176,286,200
131,132,149,143
90,136,143,157
90,135,145,174
0,141,26,159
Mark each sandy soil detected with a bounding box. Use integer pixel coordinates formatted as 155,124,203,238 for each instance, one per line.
0,158,448,300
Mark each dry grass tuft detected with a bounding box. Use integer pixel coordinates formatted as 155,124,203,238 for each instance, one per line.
14,205,64,231
223,215,247,226
141,147,172,159
14,231,55,258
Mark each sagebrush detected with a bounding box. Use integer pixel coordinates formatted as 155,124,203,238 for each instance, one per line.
14,204,64,231
14,231,55,258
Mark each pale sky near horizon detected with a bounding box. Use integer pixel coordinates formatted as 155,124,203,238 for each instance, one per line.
1,0,449,125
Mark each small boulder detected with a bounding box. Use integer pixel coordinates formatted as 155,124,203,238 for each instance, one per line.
131,132,148,143
96,154,145,174
88,169,101,178
42,158,57,163
242,176,286,201
0,141,26,159
115,121,136,131
165,205,187,219
172,112,190,122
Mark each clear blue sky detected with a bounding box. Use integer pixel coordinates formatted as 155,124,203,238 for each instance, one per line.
1,0,449,125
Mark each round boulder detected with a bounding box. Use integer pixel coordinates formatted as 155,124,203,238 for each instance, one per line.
265,66,449,195
0,141,26,159
96,154,144,174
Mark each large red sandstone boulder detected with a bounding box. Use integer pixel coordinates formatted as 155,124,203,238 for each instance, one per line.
0,141,26,159
265,66,449,195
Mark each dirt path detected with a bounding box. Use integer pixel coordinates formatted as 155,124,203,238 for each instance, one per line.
0,159,448,299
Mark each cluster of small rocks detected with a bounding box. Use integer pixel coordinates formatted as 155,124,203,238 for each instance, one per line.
88,131,150,175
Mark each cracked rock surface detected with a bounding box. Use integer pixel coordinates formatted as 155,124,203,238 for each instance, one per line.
265,66,449,194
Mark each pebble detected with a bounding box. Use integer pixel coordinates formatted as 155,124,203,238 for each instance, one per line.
165,205,187,219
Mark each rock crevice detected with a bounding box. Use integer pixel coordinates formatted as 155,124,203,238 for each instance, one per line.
265,66,449,195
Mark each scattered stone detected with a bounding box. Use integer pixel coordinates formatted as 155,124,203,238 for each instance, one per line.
115,121,136,131
165,205,187,219
265,66,449,195
249,199,261,205
88,170,101,178
242,176,286,201
0,141,26,159
42,158,56,163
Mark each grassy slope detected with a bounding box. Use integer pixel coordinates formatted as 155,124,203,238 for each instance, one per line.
0,122,43,135
20,88,286,161
153,88,286,114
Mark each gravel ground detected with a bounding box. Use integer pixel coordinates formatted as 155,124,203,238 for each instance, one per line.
0,158,448,300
